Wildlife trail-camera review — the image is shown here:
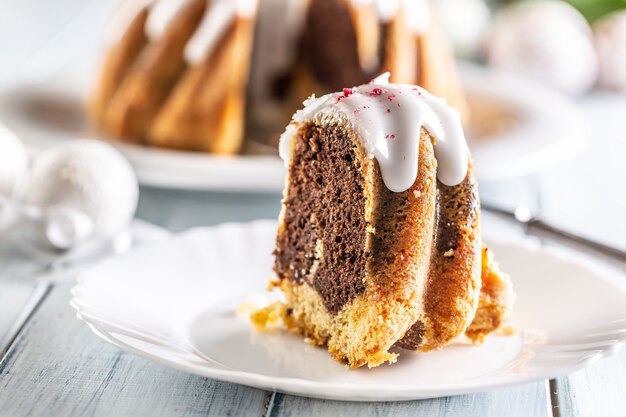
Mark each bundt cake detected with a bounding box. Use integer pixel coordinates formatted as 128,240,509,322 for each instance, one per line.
88,0,467,154
266,74,513,368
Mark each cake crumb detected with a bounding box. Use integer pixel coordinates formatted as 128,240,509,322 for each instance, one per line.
443,249,455,257
413,189,421,198
498,325,518,336
267,278,281,291
238,292,289,333
247,302,288,332
366,351,398,368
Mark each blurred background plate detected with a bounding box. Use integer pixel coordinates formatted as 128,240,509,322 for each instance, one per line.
0,62,584,192
461,63,586,182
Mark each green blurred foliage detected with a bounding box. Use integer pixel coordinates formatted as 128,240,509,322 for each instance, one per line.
490,0,626,22
567,0,626,21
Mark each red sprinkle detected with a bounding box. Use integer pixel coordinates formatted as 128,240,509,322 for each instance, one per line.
385,134,396,140
336,87,355,103
387,94,396,101
386,109,391,113
397,103,401,107
369,88,384,96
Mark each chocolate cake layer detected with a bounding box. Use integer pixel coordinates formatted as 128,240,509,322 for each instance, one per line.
274,122,368,314
394,320,424,350
303,0,367,90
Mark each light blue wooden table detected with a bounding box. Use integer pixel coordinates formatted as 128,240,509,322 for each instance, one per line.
1,187,625,417
1,1,626,415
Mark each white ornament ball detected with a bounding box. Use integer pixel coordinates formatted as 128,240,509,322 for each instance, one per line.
0,125,29,197
486,0,598,96
435,0,490,57
25,139,138,237
594,11,626,92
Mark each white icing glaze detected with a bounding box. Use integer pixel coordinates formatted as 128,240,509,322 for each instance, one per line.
145,0,195,40
350,0,431,33
279,73,468,192
184,0,258,64
248,0,309,100
350,0,398,22
105,0,154,45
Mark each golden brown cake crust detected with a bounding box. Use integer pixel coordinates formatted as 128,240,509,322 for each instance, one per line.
148,17,255,153
420,160,482,350
88,7,149,129
102,0,207,142
394,162,482,351
465,245,515,342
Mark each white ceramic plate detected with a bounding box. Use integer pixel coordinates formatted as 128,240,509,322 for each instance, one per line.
71,220,626,401
0,59,584,191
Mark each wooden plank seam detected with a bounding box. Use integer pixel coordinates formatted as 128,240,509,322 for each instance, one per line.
0,282,52,367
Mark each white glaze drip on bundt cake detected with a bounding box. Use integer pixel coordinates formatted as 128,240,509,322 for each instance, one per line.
184,0,258,63
347,0,431,33
270,77,513,368
145,0,192,40
142,0,257,50
280,73,468,191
